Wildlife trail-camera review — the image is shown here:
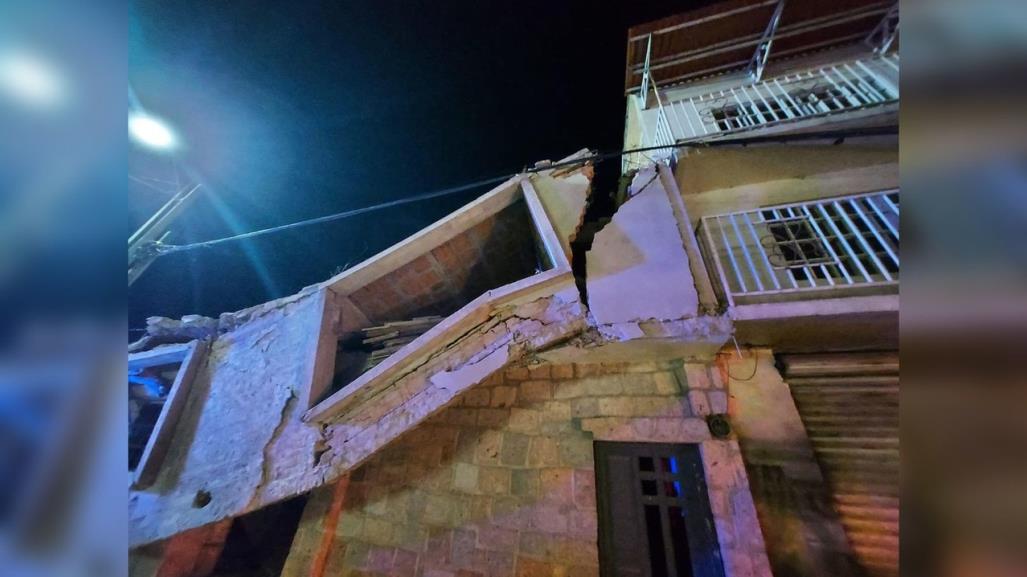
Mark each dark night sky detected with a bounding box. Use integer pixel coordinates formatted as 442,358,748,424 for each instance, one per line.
128,0,696,330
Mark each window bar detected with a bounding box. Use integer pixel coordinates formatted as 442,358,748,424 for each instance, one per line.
881,192,900,215
855,60,898,99
656,108,671,146
820,68,861,108
712,91,734,129
678,100,699,139
799,83,823,116
739,83,772,123
766,209,804,288
841,63,885,103
743,210,782,289
812,71,847,110
782,207,824,287
702,219,737,307
729,88,759,127
772,78,803,118
744,84,780,122
817,203,874,282
838,66,874,106
728,213,764,292
714,216,748,294
691,96,711,135
802,204,854,284
762,81,794,119
810,71,843,111
881,55,900,71
666,103,684,142
831,200,892,281
827,66,870,106
864,194,898,238
718,93,743,130
849,199,900,269
801,73,831,114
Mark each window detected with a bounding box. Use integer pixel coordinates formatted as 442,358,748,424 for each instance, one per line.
595,442,725,577
307,179,572,413
763,216,834,270
128,341,207,488
706,74,892,132
330,315,444,396
759,193,900,283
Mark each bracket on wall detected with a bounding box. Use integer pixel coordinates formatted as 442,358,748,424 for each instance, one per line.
747,0,786,83
865,3,900,55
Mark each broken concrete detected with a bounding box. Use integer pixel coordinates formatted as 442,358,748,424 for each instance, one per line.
129,276,587,547
586,166,700,326
127,161,592,547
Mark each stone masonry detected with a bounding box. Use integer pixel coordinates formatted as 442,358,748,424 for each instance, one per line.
280,360,771,577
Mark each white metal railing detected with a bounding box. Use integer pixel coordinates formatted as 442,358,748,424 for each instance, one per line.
656,53,898,144
624,68,678,173
700,190,899,305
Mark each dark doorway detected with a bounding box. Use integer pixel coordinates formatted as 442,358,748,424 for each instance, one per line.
210,494,308,577
594,442,726,577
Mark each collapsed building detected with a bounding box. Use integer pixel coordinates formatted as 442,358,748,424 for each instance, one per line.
129,2,899,576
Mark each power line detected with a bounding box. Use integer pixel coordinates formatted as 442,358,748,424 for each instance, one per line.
153,127,896,256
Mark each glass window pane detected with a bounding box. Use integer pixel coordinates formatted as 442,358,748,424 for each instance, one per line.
660,456,679,474
645,505,669,577
642,479,658,496
669,506,694,577
664,480,681,497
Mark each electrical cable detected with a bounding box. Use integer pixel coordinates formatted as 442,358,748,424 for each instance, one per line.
153,126,896,256
727,348,759,381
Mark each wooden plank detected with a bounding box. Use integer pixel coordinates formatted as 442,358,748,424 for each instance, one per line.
128,343,191,369
133,340,208,488
362,331,400,345
520,179,571,270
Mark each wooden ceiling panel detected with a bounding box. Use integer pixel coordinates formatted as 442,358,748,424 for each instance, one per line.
625,0,894,90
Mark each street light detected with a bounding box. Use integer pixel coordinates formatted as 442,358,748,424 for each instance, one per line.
128,107,195,285
129,112,177,151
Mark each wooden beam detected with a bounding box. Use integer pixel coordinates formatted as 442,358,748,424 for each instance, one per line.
521,179,572,270
133,340,208,488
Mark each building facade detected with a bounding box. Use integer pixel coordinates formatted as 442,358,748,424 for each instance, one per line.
129,2,898,576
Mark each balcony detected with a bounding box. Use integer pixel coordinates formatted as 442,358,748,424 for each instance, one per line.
699,190,899,307
624,53,899,171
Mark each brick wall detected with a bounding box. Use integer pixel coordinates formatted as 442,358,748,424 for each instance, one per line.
282,361,771,577
348,201,539,324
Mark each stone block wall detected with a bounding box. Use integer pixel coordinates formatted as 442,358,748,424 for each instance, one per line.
282,361,771,577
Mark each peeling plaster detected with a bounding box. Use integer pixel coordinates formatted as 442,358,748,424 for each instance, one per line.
247,390,297,509
586,167,700,326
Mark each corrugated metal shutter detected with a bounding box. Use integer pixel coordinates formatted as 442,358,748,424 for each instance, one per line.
779,352,899,577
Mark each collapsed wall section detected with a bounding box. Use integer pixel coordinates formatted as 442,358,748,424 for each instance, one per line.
129,284,587,547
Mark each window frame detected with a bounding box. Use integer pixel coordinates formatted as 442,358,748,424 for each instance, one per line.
129,340,208,489
762,214,836,270
303,177,573,421
594,441,726,577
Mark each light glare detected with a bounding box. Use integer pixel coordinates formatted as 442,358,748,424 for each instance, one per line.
0,50,66,110
129,113,177,151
